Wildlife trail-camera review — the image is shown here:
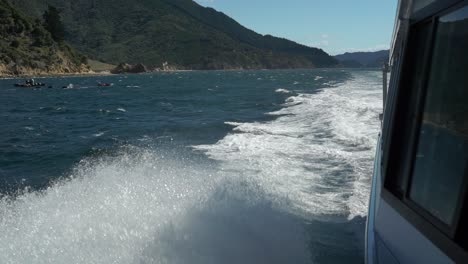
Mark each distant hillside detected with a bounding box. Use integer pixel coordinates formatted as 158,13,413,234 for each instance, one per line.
334,50,389,68
0,0,88,76
11,0,337,70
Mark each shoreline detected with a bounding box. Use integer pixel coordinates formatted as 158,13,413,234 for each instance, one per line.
0,71,113,80
0,67,383,79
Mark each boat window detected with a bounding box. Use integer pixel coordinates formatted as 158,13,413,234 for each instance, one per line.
408,5,468,226
384,22,432,197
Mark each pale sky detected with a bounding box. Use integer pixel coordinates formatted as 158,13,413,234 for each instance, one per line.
195,0,398,55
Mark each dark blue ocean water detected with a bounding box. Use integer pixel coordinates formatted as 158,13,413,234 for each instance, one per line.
0,69,382,264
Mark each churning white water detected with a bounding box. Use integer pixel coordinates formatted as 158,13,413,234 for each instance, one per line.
196,70,382,220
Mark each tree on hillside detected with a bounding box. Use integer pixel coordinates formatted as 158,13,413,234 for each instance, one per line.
43,5,65,42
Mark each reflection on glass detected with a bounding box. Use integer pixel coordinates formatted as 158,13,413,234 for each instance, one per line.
409,6,468,225
412,0,437,14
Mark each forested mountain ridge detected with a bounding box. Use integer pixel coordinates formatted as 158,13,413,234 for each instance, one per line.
334,50,389,68
10,0,338,70
0,0,88,76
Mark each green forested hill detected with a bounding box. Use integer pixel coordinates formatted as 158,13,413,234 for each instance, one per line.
0,0,88,76
165,0,335,67
10,0,337,70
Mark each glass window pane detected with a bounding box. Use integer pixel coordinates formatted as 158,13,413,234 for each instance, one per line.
409,6,468,225
385,23,431,197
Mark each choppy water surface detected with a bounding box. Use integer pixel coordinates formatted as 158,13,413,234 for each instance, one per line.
0,69,382,264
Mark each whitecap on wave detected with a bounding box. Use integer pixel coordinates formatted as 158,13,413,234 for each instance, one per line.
93,132,106,137
275,88,291,94
224,121,243,127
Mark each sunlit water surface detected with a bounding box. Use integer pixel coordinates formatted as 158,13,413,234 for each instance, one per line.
0,69,382,264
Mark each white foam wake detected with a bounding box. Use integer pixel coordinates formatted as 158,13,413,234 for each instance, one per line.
195,71,382,220
0,146,311,264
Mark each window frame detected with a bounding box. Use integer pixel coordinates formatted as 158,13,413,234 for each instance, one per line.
383,19,435,199
381,1,468,262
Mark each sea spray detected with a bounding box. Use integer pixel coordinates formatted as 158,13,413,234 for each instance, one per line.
0,146,311,264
